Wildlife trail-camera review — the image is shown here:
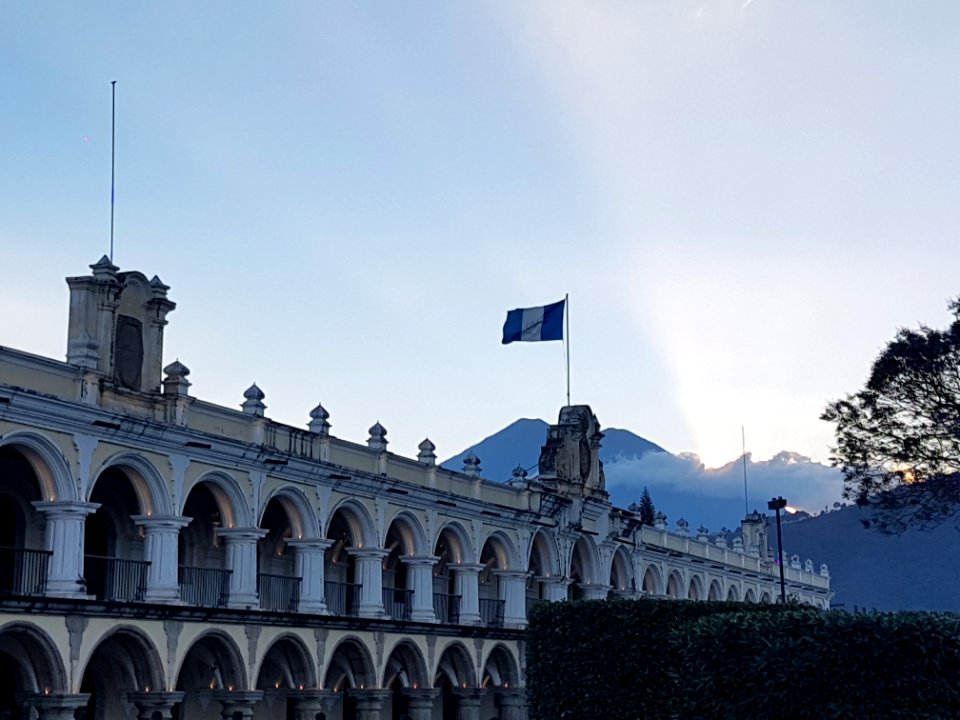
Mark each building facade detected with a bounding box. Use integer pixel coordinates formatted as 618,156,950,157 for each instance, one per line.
0,259,830,719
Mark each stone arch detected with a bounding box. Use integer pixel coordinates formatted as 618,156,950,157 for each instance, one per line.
608,546,634,593
175,629,248,692
324,637,376,691
77,626,166,718
527,529,560,577
760,590,774,604
254,633,317,692
90,452,171,516
183,471,251,529
726,584,741,601
434,521,474,565
708,579,723,601
0,430,76,502
259,485,320,541
480,644,520,689
666,570,684,599
568,535,600,598
327,499,377,549
433,641,476,688
744,588,757,603
687,575,704,601
381,639,430,690
0,621,68,698
479,530,520,571
641,564,663,596
384,510,428,557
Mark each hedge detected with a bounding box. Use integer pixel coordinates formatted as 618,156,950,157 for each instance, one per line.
525,600,960,720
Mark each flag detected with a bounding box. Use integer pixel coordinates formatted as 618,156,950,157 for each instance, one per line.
502,299,565,344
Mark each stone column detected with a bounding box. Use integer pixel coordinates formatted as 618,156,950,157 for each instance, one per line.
451,564,483,625
127,691,184,720
494,570,529,627
401,555,439,622
538,576,571,602
349,548,389,618
402,688,440,720
29,693,90,720
348,689,391,720
213,690,263,719
452,688,486,720
579,583,611,601
495,689,527,720
288,538,334,614
132,516,191,603
32,501,99,598
217,528,267,609
290,690,340,720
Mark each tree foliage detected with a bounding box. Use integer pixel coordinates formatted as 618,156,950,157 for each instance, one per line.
822,296,960,529
638,485,656,526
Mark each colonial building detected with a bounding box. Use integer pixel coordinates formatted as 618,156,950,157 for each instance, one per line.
0,258,830,720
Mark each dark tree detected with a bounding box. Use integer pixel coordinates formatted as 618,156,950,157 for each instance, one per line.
822,296,960,530
638,486,656,526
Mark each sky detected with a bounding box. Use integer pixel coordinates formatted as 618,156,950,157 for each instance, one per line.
1,1,958,471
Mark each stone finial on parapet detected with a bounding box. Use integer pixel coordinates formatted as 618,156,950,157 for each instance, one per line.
715,535,729,549
675,518,689,536
820,563,830,578
696,525,709,542
732,536,744,554
367,421,388,451
804,559,814,573
308,402,331,436
417,438,437,465
241,383,266,416
790,554,801,570
510,464,528,486
162,360,191,396
462,452,481,478
654,511,667,530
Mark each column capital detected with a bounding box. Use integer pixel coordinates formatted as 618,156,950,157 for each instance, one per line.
132,515,192,530
32,500,100,518
287,538,334,552
400,554,440,567
452,687,488,703
127,691,185,720
402,687,441,701
347,546,391,560
494,569,530,581
450,563,485,575
216,527,268,543
29,693,90,719
537,575,570,586
579,583,612,600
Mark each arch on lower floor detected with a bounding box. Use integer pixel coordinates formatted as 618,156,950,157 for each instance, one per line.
78,626,166,719
480,644,519,689
175,629,248,692
434,641,476,689
324,637,376,692
0,622,68,701
382,639,429,690
254,633,317,692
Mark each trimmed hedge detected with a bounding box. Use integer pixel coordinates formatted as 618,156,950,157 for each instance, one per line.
525,600,960,720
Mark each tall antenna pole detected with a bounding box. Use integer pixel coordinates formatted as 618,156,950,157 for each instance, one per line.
741,425,749,516
110,80,116,263
565,293,571,406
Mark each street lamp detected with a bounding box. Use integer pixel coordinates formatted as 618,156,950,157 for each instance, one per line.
767,496,787,604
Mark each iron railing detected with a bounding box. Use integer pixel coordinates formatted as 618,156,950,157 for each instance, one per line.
258,573,302,613
479,597,505,627
179,566,232,608
84,555,149,602
382,586,413,620
0,546,51,596
325,581,361,616
433,592,461,624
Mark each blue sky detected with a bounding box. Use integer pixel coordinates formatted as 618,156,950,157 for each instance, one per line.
2,1,958,469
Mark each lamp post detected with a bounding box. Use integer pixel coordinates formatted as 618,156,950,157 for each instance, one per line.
767,496,787,604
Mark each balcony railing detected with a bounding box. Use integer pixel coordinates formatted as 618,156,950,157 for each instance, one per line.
433,592,461,624
84,555,149,602
382,586,413,620
258,573,302,613
479,597,505,627
0,546,51,596
179,566,232,608
325,581,361,617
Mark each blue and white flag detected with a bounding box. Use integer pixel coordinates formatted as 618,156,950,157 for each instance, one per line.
502,299,565,344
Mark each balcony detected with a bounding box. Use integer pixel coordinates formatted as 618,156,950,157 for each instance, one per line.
257,573,302,613
433,592,461,624
479,598,505,627
325,581,360,617
179,566,231,608
382,586,413,620
0,546,51,596
84,555,149,602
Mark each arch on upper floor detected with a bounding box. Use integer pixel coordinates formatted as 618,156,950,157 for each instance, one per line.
324,637,376,691
708,579,723,601
609,546,635,593
254,633,317,691
0,430,76,502
78,625,166,699
0,621,68,696
385,510,429,557
744,588,757,603
175,630,248,692
434,641,476,688
183,470,251,529
641,564,663,596
481,644,520,689
327,499,377,549
569,535,600,587
687,575,704,601
526,529,561,578
760,590,774,604
726,584,741,602
90,452,172,516
434,521,475,565
259,485,320,540
381,639,430,690
666,570,684,599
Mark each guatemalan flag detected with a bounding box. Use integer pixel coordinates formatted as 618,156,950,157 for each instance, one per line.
502,299,565,344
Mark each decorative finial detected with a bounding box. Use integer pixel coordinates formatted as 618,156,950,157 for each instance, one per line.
162,360,191,397
308,403,331,436
241,383,266,416
462,452,481,478
367,421,388,451
417,438,436,465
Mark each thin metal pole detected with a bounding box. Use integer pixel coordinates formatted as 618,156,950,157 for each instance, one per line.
775,507,786,603
110,80,116,263
565,293,570,406
741,426,749,516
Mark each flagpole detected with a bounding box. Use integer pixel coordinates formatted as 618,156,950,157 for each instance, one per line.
565,293,570,406
110,80,116,263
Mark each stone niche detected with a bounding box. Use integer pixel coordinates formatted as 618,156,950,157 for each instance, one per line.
66,256,176,393
537,405,607,499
